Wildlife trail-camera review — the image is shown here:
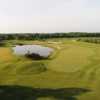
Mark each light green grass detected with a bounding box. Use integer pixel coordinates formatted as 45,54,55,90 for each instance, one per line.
0,39,100,100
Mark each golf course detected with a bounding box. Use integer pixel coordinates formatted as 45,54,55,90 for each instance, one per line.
0,39,100,100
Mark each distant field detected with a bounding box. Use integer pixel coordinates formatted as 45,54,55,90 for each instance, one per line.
0,39,100,100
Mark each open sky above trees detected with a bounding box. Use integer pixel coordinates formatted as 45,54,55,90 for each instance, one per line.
0,0,100,33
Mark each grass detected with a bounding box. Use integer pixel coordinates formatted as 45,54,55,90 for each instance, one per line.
0,39,100,100
48,44,93,72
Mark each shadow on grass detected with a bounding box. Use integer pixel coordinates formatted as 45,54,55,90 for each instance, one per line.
0,85,91,100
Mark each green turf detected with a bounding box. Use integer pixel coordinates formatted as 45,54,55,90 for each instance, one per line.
0,39,100,100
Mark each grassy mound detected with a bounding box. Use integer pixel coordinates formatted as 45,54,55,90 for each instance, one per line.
0,61,47,75
16,61,47,74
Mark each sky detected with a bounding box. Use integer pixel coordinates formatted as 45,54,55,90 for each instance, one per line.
0,0,100,33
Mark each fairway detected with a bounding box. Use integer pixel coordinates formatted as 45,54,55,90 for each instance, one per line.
0,40,100,100
48,44,94,72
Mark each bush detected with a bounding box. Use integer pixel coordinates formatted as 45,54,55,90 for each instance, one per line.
25,53,48,60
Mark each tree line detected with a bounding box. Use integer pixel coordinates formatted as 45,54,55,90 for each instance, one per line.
0,32,100,40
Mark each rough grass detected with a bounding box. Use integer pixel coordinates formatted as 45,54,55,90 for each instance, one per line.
0,39,100,100
0,48,13,62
